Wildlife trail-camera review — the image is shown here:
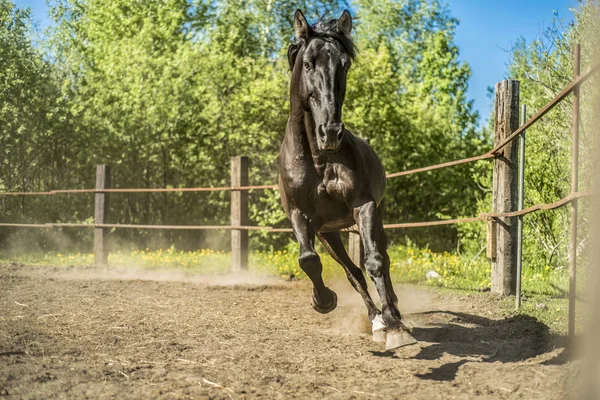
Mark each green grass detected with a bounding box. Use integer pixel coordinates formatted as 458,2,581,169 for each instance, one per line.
1,243,570,295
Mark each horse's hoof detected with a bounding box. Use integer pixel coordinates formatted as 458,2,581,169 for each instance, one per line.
371,314,387,343
385,329,417,351
311,289,337,314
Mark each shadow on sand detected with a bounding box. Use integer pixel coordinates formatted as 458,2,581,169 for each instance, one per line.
371,310,568,381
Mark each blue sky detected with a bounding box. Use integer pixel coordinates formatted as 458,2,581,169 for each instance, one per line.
15,0,580,124
447,0,578,122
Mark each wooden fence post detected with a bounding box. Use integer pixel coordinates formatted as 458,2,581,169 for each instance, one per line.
348,231,364,270
94,165,110,267
231,156,249,271
491,80,520,296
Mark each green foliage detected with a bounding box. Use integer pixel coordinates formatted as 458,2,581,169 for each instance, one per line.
0,0,497,255
0,0,89,248
387,245,491,290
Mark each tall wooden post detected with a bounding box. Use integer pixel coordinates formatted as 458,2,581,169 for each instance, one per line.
231,156,249,271
94,165,110,267
568,44,581,338
348,231,364,270
491,80,520,296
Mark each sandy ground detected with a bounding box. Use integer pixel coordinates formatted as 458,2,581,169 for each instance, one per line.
0,263,573,399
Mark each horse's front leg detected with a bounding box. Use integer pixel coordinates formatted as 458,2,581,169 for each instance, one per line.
355,201,417,350
317,231,386,342
290,209,337,313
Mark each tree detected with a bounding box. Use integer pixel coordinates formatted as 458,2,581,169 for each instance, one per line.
0,0,81,252
346,0,486,249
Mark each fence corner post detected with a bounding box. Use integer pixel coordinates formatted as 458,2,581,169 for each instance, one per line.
231,156,249,271
348,231,364,270
94,164,110,267
491,80,520,296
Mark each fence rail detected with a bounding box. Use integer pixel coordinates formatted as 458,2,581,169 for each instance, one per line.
0,223,276,230
2,191,593,231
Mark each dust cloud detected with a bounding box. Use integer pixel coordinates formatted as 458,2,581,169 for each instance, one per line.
12,264,280,288
326,278,436,336
1,228,82,257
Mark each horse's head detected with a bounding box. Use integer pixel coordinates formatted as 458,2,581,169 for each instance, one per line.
288,10,356,152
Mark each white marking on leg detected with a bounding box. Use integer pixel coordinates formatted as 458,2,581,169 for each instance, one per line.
371,314,386,333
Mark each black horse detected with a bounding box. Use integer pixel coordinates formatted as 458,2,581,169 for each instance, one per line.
278,9,416,350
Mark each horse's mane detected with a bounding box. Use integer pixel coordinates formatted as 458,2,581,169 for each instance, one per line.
287,18,358,71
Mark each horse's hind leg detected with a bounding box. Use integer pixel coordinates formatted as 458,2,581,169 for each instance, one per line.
318,231,386,342
290,210,337,313
356,201,417,350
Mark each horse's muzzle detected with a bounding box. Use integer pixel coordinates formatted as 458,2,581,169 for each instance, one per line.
318,123,344,151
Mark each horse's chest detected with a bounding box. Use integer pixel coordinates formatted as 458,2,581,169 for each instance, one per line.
319,166,351,200
288,163,351,207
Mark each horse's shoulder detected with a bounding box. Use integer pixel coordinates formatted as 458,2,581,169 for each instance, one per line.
343,131,386,198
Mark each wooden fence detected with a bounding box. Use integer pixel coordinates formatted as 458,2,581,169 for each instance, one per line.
1,45,598,337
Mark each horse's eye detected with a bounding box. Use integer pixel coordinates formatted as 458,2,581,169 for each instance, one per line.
304,62,312,71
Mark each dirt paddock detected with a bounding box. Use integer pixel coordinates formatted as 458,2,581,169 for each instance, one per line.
0,263,573,399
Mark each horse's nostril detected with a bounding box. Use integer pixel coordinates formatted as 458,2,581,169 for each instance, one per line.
318,125,326,138
337,124,345,140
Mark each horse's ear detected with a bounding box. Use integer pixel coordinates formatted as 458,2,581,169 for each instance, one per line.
294,9,311,39
338,10,353,36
